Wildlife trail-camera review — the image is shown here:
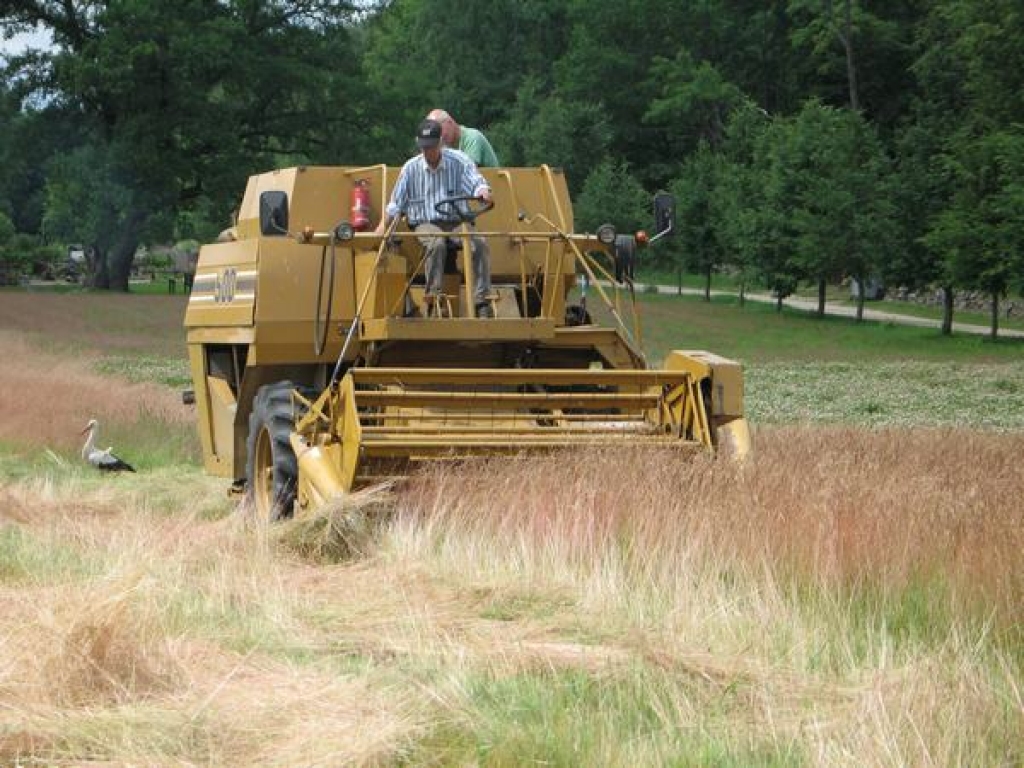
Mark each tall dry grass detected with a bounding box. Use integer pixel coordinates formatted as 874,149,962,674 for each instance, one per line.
1,428,1021,765
382,429,1023,764
397,428,1023,622
0,475,431,766
0,329,193,461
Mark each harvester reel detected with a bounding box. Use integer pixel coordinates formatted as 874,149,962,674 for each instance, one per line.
246,381,309,520
434,195,494,225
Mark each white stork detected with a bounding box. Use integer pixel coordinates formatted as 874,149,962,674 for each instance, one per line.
80,419,136,472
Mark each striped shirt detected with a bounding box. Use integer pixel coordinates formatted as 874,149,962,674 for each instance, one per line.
385,148,490,225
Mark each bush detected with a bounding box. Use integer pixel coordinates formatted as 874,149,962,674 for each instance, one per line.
0,231,71,281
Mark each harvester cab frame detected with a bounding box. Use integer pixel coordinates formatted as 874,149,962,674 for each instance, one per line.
184,164,750,520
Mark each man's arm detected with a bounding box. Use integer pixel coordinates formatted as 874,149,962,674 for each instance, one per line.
458,155,492,203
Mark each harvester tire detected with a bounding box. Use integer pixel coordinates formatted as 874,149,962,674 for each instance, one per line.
246,381,304,520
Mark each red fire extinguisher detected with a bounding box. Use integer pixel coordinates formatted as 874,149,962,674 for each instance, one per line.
350,179,371,231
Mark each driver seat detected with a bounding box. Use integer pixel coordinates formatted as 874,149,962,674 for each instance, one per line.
415,235,497,319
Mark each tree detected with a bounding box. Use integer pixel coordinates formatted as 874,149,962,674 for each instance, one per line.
781,101,896,320
0,211,19,280
925,129,1024,339
672,142,726,301
574,159,649,234
909,0,1024,334
644,51,746,163
787,0,917,128
789,0,863,109
363,0,569,134
489,79,612,195
713,104,774,305
41,143,138,287
3,0,369,290
751,116,804,311
889,120,957,333
0,81,61,235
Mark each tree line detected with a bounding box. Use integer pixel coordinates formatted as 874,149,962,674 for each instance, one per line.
1,0,1022,337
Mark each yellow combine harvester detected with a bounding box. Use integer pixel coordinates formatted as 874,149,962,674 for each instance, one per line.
184,164,750,518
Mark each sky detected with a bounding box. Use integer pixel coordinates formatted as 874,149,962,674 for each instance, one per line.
0,28,54,57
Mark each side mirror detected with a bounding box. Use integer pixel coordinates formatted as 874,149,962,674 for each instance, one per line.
651,192,675,243
259,191,289,236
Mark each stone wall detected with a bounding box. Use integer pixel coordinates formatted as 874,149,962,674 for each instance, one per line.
892,286,1019,318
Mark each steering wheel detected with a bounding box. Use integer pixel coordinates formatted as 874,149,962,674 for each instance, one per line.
434,195,494,225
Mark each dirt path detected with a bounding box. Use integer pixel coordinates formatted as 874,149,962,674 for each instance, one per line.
635,283,1024,339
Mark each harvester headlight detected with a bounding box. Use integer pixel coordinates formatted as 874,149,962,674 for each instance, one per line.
596,223,616,245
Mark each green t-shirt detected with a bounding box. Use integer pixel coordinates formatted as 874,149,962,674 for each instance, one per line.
459,126,500,167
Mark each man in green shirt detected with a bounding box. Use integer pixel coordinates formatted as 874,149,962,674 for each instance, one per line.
427,109,500,167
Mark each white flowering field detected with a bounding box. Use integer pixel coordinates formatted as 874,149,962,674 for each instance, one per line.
746,360,1024,429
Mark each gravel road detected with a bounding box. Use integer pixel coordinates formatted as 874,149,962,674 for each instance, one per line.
631,283,1024,339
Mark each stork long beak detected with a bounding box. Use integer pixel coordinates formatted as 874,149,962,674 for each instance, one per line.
80,424,93,435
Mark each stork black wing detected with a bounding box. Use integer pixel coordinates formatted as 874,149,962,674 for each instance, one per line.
98,454,136,472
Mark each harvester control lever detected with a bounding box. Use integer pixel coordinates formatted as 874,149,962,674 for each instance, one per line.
434,195,494,225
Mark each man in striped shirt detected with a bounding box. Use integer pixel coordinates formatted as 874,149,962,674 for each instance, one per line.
375,119,495,317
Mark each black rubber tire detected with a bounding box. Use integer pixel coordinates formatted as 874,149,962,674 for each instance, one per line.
246,381,304,520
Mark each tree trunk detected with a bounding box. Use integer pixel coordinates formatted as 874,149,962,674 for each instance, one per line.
677,266,682,296
941,285,954,336
817,278,826,316
855,277,865,322
739,281,746,308
828,0,860,111
87,246,110,289
704,267,711,302
776,294,783,313
842,0,859,111
990,292,999,340
106,209,147,292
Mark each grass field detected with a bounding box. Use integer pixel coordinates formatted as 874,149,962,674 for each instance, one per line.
0,288,1021,766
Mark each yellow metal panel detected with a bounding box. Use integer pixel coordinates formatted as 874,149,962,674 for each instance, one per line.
245,321,351,365
663,350,712,379
359,317,556,341
353,251,407,318
350,367,687,387
186,327,255,346
255,238,356,325
666,350,745,418
339,375,362,492
207,376,238,474
291,434,347,510
188,344,230,478
715,418,751,459
184,240,258,328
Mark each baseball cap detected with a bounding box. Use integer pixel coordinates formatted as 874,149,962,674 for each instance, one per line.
416,119,442,148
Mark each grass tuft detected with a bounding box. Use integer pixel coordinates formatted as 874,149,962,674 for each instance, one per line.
278,483,397,563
